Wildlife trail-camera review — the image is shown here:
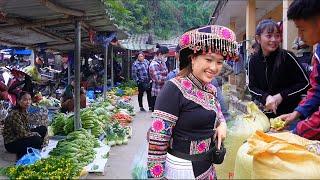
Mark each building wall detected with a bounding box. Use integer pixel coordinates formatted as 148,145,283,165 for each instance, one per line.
237,4,283,42
259,4,283,22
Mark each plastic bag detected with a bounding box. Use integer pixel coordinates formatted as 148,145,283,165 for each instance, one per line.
234,142,253,179
16,148,41,166
131,141,148,179
216,102,270,179
86,90,95,100
248,131,320,179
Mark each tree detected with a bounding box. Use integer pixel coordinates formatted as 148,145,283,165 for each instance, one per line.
104,0,216,39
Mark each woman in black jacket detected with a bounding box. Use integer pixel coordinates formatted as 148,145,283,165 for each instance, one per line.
248,19,310,118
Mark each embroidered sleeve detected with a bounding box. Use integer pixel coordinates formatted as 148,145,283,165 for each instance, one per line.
147,82,180,179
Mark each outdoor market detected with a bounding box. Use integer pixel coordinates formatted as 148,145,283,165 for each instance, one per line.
0,0,320,179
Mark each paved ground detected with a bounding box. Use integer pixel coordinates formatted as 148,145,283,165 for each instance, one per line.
0,94,152,179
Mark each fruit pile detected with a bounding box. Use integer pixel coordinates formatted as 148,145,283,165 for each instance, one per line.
111,112,132,126
270,117,286,131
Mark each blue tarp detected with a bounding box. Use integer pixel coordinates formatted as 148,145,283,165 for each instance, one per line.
13,49,32,55
1,48,32,55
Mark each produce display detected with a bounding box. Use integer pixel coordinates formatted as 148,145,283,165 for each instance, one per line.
112,112,132,126
104,122,130,146
51,91,135,141
2,81,137,179
117,80,138,96
23,65,41,82
270,117,286,131
49,129,99,168
37,97,60,108
4,156,85,179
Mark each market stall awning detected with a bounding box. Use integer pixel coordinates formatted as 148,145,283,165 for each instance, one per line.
0,0,129,51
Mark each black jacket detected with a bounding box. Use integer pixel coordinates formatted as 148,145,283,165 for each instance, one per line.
248,48,310,117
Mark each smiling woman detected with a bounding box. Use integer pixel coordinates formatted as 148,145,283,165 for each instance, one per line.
248,19,310,119
146,25,238,179
191,53,224,83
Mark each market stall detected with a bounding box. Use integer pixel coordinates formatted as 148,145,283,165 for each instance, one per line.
1,81,138,178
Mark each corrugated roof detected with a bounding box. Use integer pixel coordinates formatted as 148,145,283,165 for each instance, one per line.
0,0,129,52
119,34,179,51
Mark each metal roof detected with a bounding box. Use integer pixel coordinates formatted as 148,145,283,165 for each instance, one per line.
0,0,129,52
118,34,179,51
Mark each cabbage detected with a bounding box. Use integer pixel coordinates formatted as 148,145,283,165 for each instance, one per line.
23,66,41,82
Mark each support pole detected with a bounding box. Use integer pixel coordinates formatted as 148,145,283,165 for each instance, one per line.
129,50,132,79
74,20,82,130
127,49,130,80
111,46,114,87
67,58,71,84
103,45,108,99
30,49,35,66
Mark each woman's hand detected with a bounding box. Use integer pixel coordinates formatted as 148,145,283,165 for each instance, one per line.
265,94,283,114
273,93,283,107
216,122,227,150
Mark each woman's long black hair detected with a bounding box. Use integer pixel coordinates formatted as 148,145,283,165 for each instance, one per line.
255,19,286,75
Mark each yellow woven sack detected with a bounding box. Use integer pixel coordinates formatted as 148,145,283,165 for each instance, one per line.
216,102,270,179
248,131,320,179
234,142,253,179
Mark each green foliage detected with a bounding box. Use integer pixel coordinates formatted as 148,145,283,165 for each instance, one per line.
104,0,216,39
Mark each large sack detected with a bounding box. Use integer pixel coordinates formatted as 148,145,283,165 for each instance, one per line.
248,131,320,179
216,102,270,179
234,142,253,179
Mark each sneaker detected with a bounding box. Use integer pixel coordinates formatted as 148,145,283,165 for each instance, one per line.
149,107,154,112
140,107,146,111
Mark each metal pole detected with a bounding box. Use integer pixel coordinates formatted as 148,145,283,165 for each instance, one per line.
127,49,130,80
68,57,71,84
30,49,35,66
111,46,114,87
103,45,108,99
74,20,82,130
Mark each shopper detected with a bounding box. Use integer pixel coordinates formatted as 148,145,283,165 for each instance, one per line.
149,44,169,112
279,0,320,140
132,52,152,111
248,19,309,118
292,36,313,75
147,25,238,179
2,91,47,159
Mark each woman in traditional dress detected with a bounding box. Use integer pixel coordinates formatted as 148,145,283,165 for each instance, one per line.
147,25,238,179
